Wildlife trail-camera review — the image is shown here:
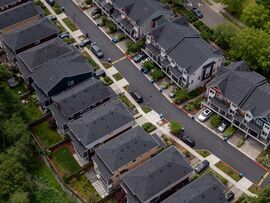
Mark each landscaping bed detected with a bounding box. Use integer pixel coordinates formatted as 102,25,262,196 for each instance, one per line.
215,161,242,181
118,93,136,112
51,146,80,177
68,175,101,202
51,3,63,15
63,18,78,32
32,121,63,148
102,76,113,86
35,0,51,16
142,122,157,133
54,20,67,33
112,72,123,81
196,149,211,158
23,95,43,122
256,149,270,169
223,126,236,138
141,106,152,113
102,62,112,69
82,51,100,70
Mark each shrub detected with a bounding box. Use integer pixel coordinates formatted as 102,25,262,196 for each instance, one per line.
150,68,165,81
224,126,236,138
100,16,107,26
193,21,214,41
142,61,156,71
118,93,136,111
175,5,198,23
184,103,195,112
85,0,92,5
174,89,189,104
103,76,113,86
63,38,75,44
210,115,221,128
126,38,145,54
169,121,182,135
142,122,157,133
106,20,117,33
193,97,204,110
117,33,126,41
237,138,245,147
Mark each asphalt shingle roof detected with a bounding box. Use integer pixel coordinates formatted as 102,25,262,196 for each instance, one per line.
52,78,114,117
122,146,193,202
68,98,134,148
2,18,58,51
113,0,173,26
31,53,93,95
0,1,41,30
162,174,226,203
94,126,164,173
17,37,72,71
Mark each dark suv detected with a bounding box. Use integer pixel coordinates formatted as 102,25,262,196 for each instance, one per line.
130,91,143,103
91,45,103,58
181,135,195,148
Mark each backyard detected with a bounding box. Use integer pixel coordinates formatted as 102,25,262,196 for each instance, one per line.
23,95,44,122
51,146,81,177
32,121,63,148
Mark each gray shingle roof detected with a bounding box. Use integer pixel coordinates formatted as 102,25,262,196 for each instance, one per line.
52,78,114,117
94,126,164,173
17,37,72,71
31,53,93,96
0,1,42,30
2,18,58,51
150,18,220,74
113,0,173,26
207,61,266,106
162,174,226,203
122,146,193,203
68,98,134,148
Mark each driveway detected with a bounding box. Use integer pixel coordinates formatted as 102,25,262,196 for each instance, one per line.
186,0,226,27
55,0,266,183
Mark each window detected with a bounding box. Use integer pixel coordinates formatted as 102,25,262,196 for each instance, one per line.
246,113,251,119
256,119,263,127
198,76,200,80
68,80,74,87
265,125,270,130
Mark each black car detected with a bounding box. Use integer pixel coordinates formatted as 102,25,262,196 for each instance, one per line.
91,45,103,58
181,135,195,147
130,91,143,103
46,0,55,6
194,160,209,173
59,32,70,39
91,8,101,16
79,38,91,47
192,8,203,18
133,53,146,63
225,191,235,201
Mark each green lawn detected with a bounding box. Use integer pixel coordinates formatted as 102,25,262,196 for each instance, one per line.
69,175,101,202
54,20,67,33
142,122,157,133
31,158,71,203
119,93,136,111
103,76,113,86
196,149,211,158
102,62,112,69
23,95,43,122
141,106,152,113
35,0,51,16
33,122,63,148
52,146,80,177
112,73,123,81
63,18,78,32
248,184,263,195
82,51,100,70
9,82,28,96
51,3,63,15
215,161,242,181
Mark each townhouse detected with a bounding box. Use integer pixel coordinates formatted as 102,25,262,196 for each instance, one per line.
31,53,94,107
49,78,115,133
94,0,174,40
0,1,43,33
144,17,223,91
0,18,59,62
67,98,134,161
162,174,226,203
0,0,29,12
203,61,270,149
92,126,165,193
121,146,193,203
16,37,74,84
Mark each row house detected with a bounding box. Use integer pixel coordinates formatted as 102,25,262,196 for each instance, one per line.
92,126,165,194
0,0,28,12
144,17,223,91
94,0,174,41
203,61,270,149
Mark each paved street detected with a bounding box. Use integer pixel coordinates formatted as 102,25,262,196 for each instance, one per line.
186,0,226,27
56,0,266,183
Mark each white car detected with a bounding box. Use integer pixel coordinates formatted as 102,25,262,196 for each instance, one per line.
218,121,230,133
198,109,212,122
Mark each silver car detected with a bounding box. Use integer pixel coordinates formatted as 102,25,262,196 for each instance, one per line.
198,109,212,122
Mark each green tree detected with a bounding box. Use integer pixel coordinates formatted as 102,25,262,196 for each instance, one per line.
256,0,270,9
213,23,239,50
150,68,165,81
85,0,92,5
142,61,156,71
9,191,30,203
229,27,270,74
221,0,247,15
241,3,270,29
174,89,189,104
169,121,182,135
210,115,221,128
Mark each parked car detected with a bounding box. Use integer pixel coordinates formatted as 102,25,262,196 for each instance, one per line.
218,120,230,133
59,32,70,39
225,191,235,201
169,91,175,98
48,15,57,21
192,8,203,18
198,109,212,122
181,135,195,148
130,91,143,103
133,53,146,63
141,57,150,64
94,69,106,79
91,8,101,16
194,160,209,173
46,0,55,6
79,38,91,47
91,45,103,58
